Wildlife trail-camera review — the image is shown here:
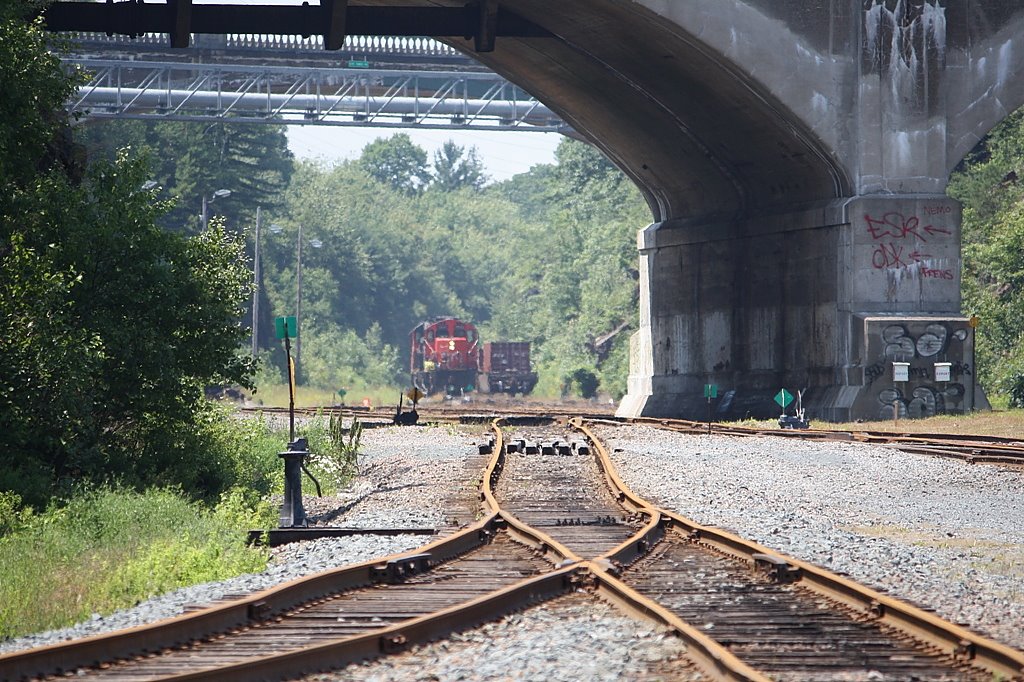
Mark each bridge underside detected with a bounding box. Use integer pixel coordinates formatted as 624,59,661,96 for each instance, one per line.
48,0,1024,420
445,0,1004,421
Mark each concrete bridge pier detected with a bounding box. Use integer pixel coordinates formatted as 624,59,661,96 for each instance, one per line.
618,195,978,422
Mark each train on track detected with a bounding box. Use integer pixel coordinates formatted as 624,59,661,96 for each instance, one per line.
410,317,537,397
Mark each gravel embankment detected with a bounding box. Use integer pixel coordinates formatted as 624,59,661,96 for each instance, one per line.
302,594,703,682
303,422,486,530
597,424,1024,651
1,424,482,655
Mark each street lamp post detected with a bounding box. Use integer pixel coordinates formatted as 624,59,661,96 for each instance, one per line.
201,188,231,230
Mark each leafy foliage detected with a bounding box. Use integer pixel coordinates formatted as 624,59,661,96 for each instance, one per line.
431,140,488,192
0,488,272,639
949,109,1024,401
358,133,431,195
76,120,294,234
1,15,261,507
0,6,83,186
252,137,646,401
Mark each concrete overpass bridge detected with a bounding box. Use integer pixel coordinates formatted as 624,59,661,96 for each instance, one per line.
44,1,1024,421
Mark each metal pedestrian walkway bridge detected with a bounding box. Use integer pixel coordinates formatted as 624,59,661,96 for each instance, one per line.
62,33,567,132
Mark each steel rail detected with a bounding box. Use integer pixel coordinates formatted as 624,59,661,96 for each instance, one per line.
646,417,1024,465
573,418,1024,680
0,514,502,681
132,565,582,682
583,562,770,682
487,420,765,681
0,421,587,682
11,411,1021,680
240,402,1024,466
482,419,582,564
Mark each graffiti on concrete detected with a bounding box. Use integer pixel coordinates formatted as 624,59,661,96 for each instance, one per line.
865,211,954,280
869,322,969,418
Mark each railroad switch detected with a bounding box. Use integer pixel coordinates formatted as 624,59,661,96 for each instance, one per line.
278,438,310,528
778,415,810,429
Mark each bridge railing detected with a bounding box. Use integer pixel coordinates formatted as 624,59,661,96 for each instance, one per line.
60,32,465,58
69,59,567,132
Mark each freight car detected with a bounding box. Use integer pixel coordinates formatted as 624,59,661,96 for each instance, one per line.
477,341,537,395
409,317,536,396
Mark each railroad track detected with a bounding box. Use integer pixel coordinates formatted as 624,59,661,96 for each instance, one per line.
240,403,1024,466
7,418,1021,680
626,417,1024,466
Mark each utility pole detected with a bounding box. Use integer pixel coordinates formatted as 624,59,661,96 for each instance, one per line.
252,206,261,357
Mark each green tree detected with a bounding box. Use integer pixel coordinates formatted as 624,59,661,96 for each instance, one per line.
76,120,294,234
1,11,258,505
358,133,430,195
949,108,1024,399
0,8,82,188
431,140,487,192
260,137,648,401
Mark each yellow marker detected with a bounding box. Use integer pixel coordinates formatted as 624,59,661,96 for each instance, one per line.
289,356,296,402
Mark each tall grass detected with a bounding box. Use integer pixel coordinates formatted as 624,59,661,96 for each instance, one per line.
0,488,274,640
248,381,401,410
0,408,364,641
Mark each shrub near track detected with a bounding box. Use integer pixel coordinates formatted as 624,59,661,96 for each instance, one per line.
0,488,273,641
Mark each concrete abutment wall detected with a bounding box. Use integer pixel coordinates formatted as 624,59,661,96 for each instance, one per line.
618,196,975,421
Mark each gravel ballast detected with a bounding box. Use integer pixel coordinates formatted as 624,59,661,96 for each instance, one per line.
302,594,702,682
597,424,1024,651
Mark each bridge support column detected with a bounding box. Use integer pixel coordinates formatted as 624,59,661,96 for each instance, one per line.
617,195,979,422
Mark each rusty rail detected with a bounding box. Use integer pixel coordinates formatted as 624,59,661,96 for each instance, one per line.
138,566,581,682
5,415,1022,682
573,418,1024,681
0,515,503,680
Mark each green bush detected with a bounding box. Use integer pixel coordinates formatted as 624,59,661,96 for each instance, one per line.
297,413,361,495
0,491,32,537
0,488,271,639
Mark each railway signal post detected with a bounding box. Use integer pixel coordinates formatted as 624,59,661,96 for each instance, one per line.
703,384,717,433
275,316,308,527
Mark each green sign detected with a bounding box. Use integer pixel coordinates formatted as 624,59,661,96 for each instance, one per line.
337,388,347,398
348,59,370,68
775,388,794,409
275,316,297,339
703,384,718,399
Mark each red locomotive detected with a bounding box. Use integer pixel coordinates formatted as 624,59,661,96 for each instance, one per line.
409,317,537,396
